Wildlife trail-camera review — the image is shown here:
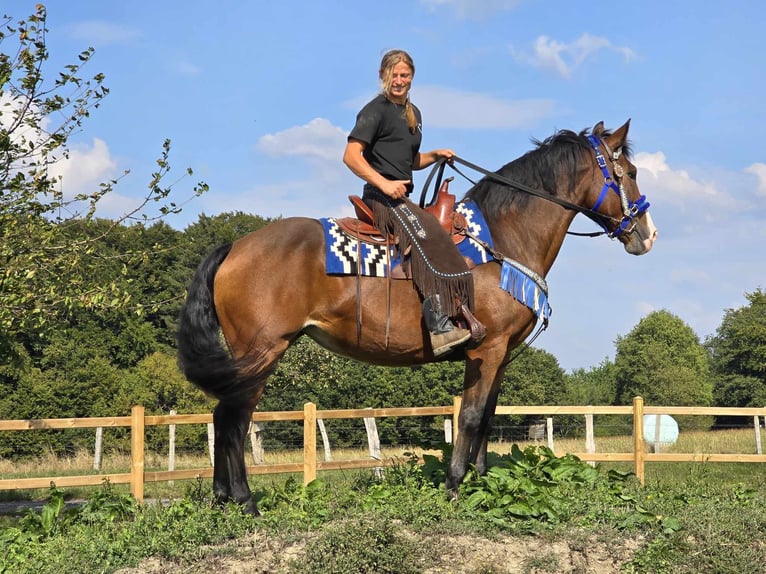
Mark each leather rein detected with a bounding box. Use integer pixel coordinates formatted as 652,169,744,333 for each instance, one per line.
419,136,650,239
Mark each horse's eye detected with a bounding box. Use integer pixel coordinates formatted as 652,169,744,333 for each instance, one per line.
628,170,637,180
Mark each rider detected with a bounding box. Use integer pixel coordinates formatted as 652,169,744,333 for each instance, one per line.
343,49,483,357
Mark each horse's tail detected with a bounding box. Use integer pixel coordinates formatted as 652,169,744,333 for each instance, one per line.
176,243,242,402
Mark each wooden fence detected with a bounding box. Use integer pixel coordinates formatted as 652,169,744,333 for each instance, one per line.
0,396,764,501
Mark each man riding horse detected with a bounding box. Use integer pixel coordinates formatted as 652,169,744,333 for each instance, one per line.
343,49,485,357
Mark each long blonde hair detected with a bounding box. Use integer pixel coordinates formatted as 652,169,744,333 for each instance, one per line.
379,49,418,134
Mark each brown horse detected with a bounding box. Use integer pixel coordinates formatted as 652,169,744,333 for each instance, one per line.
177,120,658,514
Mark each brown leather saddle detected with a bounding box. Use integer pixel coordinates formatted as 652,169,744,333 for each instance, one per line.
336,178,468,246
337,178,486,345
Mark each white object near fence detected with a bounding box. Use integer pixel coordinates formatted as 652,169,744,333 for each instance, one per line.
250,422,264,464
642,414,679,453
546,418,554,450
363,408,382,478
584,414,596,466
207,422,215,465
317,419,332,461
756,416,763,455
93,427,103,471
168,410,176,485
444,418,452,443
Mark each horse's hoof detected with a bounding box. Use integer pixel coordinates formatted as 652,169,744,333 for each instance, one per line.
241,498,261,516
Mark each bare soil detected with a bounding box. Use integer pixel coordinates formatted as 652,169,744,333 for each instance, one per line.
113,529,642,574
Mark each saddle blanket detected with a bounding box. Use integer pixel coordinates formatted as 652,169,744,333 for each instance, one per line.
320,200,493,277
320,199,551,322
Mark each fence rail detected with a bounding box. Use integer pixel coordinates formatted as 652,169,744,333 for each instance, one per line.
1,396,764,500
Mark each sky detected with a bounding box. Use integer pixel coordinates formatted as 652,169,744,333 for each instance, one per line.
5,0,765,373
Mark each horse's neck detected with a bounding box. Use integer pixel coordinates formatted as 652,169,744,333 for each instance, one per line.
485,196,578,278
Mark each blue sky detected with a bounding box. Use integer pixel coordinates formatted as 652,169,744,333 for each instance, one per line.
8,0,765,373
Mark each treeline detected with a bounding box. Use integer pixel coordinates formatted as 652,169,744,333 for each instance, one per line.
1,212,764,458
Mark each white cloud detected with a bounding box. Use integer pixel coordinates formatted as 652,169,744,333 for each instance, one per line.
65,21,141,46
745,162,766,195
634,151,741,211
511,33,636,78
256,118,347,162
47,138,118,199
414,86,556,130
420,0,522,19
1,93,118,204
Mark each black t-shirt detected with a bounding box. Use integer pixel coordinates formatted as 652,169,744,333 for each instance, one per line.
348,94,423,182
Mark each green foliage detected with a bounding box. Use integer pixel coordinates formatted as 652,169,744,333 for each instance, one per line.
460,445,599,526
707,288,766,409
294,514,427,574
257,476,332,530
565,358,618,406
0,482,258,574
0,6,207,357
2,456,764,573
614,310,713,429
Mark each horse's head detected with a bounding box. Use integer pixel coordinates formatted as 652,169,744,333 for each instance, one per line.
585,120,658,255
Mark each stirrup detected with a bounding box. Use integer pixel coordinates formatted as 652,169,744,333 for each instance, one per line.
459,303,487,344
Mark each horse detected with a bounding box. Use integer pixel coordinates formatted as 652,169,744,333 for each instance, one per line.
177,120,658,514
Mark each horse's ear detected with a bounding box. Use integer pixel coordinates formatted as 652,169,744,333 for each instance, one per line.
605,119,631,149
592,121,605,136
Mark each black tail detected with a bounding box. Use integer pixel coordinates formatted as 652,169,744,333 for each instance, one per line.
176,243,241,402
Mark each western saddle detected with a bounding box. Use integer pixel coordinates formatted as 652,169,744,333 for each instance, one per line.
336,177,468,245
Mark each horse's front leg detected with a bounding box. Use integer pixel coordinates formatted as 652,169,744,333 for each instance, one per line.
445,351,506,492
213,401,258,514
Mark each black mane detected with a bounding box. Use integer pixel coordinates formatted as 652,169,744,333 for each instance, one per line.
463,126,631,219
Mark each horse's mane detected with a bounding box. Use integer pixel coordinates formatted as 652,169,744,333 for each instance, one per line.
463,126,632,218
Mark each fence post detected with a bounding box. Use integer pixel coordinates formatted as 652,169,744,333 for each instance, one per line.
317,419,332,462
363,408,383,478
93,427,103,471
453,395,462,444
546,417,554,451
207,423,215,466
250,422,265,464
755,416,763,455
633,397,645,486
653,414,662,453
168,409,176,486
130,405,145,502
584,414,595,466
303,402,317,485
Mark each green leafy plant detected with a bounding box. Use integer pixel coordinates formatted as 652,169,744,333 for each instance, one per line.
460,445,599,525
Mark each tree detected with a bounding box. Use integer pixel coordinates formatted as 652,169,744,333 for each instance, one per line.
614,310,713,430
0,6,207,357
706,289,766,409
495,346,567,440
565,358,617,406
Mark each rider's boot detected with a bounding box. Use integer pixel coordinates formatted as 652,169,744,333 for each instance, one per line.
422,295,472,357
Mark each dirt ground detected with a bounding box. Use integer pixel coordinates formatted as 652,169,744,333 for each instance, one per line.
113,530,641,574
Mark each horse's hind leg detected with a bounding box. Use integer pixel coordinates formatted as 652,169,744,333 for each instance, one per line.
213,401,258,514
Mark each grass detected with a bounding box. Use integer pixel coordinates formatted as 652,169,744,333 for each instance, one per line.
0,439,764,573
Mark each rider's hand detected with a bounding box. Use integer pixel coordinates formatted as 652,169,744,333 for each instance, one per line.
380,179,411,200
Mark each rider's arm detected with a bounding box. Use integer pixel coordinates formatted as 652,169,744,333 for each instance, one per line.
414,148,455,170
343,138,410,200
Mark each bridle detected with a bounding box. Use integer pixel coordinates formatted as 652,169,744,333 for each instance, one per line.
585,135,650,238
419,134,650,239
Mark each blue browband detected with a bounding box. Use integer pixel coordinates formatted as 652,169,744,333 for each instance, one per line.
586,135,650,237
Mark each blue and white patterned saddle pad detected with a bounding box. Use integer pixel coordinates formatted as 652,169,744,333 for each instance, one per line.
320,200,492,276
319,199,551,321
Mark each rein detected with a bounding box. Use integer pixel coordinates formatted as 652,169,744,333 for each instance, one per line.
419,136,649,239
